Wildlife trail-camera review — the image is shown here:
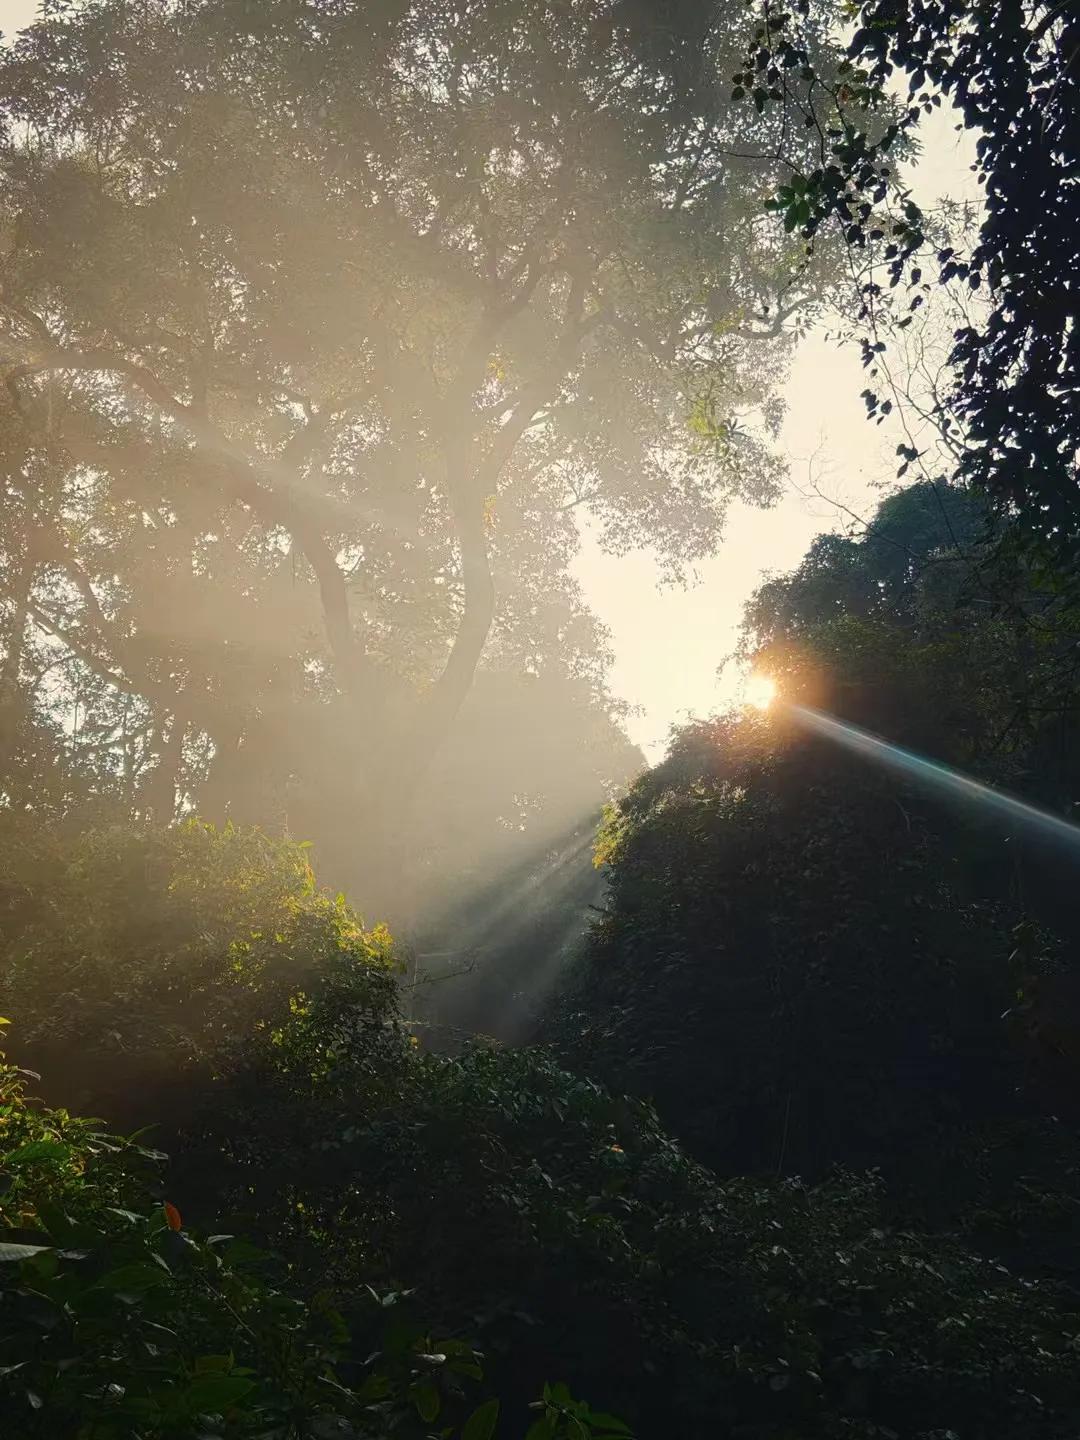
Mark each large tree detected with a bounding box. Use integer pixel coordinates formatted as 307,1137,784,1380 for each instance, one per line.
0,0,837,902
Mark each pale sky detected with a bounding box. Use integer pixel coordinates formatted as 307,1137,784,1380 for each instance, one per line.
0,0,978,760
577,106,981,758
0,0,32,35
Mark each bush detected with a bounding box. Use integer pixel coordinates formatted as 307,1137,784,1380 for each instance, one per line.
212,1037,1080,1440
0,1039,454,1438
0,1040,627,1440
0,817,399,1123
548,715,1026,1183
4,817,1077,1440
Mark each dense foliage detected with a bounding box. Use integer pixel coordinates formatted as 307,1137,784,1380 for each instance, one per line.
0,0,834,917
0,1037,636,1439
550,481,1080,1279
223,1031,1080,1440
0,817,400,1121
4,820,1079,1438
742,482,1080,934
553,713,1019,1177
724,0,1080,552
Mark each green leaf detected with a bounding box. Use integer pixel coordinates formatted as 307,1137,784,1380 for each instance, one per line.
0,1243,51,1262
184,1374,256,1412
26,1248,59,1279
5,1140,71,1167
525,1418,555,1440
413,1378,440,1423
463,1398,500,1440
194,1354,234,1375
99,1263,170,1293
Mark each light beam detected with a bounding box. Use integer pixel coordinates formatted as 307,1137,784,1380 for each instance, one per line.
790,703,1080,853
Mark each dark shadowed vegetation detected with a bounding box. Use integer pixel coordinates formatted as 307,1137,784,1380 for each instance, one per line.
551,480,1080,1280
1,0,1080,1437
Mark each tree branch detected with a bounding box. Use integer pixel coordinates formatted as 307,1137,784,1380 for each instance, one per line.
14,348,364,694
416,275,595,750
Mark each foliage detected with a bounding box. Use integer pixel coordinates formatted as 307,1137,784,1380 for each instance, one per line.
552,710,1026,1180
0,817,400,1120
0,1043,454,1439
740,481,1080,935
207,1035,1080,1440
0,1036,628,1439
550,479,1080,1266
729,0,1080,553
1,808,1078,1437
740,483,1022,759
0,0,834,905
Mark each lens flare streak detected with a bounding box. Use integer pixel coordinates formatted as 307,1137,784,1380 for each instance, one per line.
791,703,1080,853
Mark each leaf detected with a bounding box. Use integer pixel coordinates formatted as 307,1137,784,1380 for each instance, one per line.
106,1207,146,1225
99,1262,170,1293
184,1374,256,1412
194,1354,234,1375
5,1140,71,1167
163,1202,182,1232
463,1398,500,1440
412,1378,440,1423
0,1243,51,1262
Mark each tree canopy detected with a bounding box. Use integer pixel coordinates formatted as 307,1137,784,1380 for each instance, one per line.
550,479,1080,1275
0,0,843,913
729,0,1080,552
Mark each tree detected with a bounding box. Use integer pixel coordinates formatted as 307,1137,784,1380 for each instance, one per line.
743,480,1080,933
548,480,1080,1238
729,0,1080,551
551,710,1029,1182
0,0,837,900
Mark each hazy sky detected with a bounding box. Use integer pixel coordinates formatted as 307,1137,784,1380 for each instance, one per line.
576,108,980,758
0,0,977,760
0,0,32,35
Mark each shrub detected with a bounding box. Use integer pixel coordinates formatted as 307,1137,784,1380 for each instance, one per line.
4,816,1077,1440
549,716,1025,1182
0,817,399,1123
0,1039,625,1440
213,1039,1080,1440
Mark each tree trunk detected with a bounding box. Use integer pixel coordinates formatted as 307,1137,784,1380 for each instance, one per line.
0,552,35,779
139,712,187,824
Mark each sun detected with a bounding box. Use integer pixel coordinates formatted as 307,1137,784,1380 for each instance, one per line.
744,673,778,711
